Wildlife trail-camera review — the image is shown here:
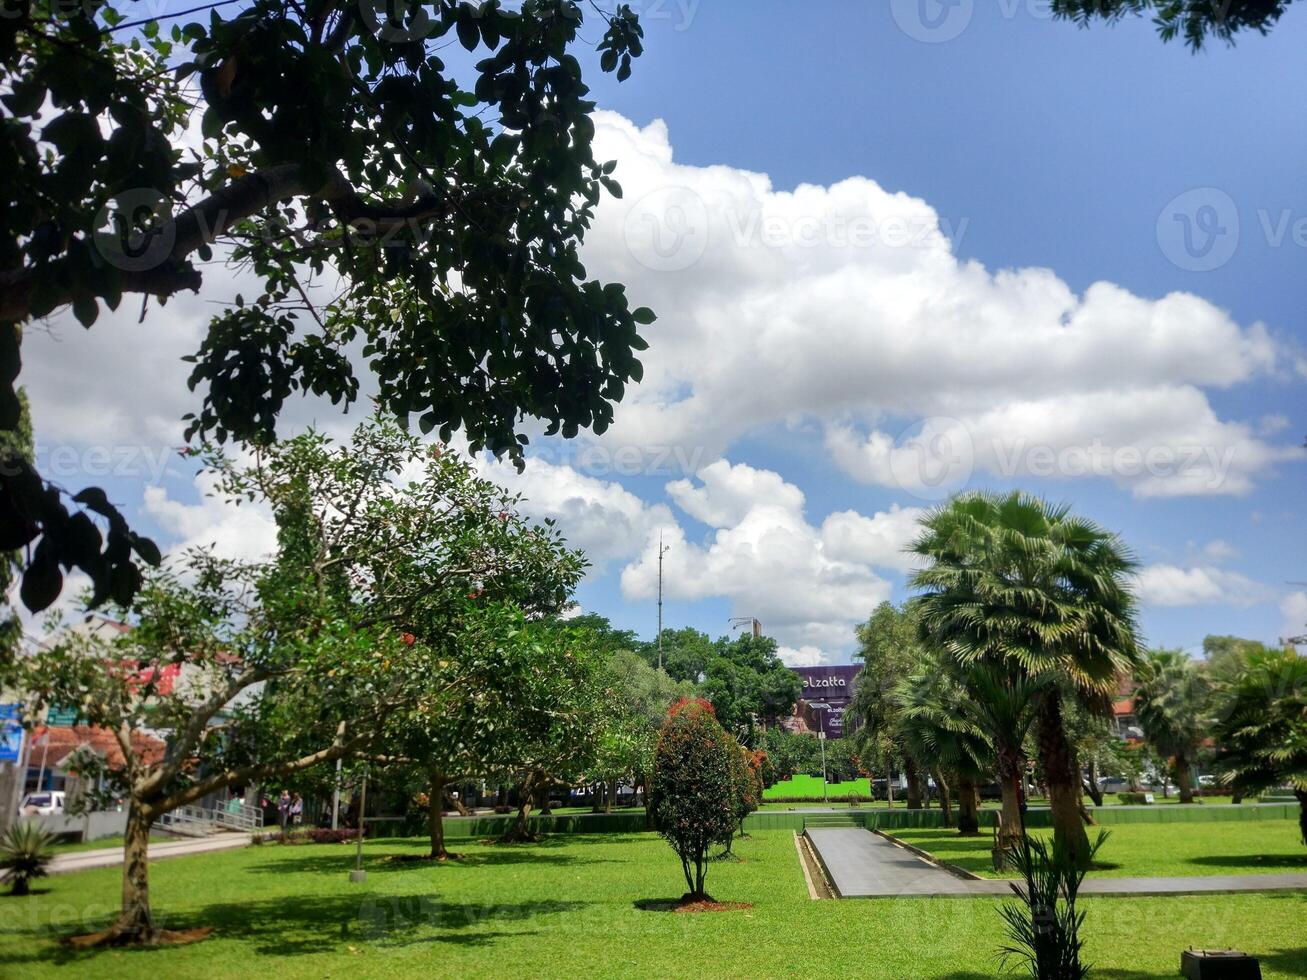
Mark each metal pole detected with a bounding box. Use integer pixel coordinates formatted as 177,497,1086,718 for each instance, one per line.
818,715,828,804
656,532,665,671
350,768,368,883
331,756,342,831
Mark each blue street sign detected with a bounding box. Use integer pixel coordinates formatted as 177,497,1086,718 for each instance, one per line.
0,705,22,763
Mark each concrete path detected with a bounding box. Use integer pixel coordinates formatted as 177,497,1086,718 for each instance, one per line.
805,828,1307,899
49,832,252,875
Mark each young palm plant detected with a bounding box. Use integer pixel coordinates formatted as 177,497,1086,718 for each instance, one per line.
1212,646,1307,844
912,491,1142,869
1132,648,1211,804
998,828,1109,980
0,821,56,896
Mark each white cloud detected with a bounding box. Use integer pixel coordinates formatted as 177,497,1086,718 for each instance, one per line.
579,112,1300,497
1280,592,1307,643
621,460,893,654
475,455,673,569
1198,539,1240,564
143,472,279,564
777,645,829,668
1135,564,1276,608
820,504,928,573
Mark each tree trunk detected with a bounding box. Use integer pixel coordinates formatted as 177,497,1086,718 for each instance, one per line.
499,772,539,843
935,771,953,828
1083,757,1104,807
428,773,450,860
1231,788,1243,805
605,778,618,813
996,750,1025,846
957,774,980,835
1176,754,1195,805
108,799,157,942
443,784,469,817
1037,691,1092,869
905,758,924,810
886,772,895,808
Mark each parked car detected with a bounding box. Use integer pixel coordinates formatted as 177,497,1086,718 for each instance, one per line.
18,791,65,816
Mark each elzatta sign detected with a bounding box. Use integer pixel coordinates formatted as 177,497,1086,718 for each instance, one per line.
788,665,861,739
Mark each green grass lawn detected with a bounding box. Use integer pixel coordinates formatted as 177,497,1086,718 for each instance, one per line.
2,831,1305,978
893,820,1307,879
765,776,1237,808
763,774,873,799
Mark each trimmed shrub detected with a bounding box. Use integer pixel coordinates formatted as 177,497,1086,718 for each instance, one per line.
1116,792,1151,805
650,698,737,900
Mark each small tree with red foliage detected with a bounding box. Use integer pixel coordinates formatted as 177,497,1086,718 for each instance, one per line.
650,698,737,901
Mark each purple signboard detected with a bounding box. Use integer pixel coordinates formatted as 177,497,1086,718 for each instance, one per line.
786,665,861,739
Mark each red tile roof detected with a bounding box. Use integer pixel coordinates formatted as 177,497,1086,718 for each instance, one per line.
33,725,167,771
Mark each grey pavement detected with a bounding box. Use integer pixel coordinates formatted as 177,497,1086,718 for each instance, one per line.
805,828,1307,899
49,832,252,875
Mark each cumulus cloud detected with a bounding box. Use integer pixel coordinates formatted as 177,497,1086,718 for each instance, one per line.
777,645,828,668
143,472,279,564
475,454,673,569
1134,564,1276,608
819,504,928,573
621,460,894,657
580,112,1300,497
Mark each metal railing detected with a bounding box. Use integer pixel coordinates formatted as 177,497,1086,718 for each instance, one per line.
158,802,263,836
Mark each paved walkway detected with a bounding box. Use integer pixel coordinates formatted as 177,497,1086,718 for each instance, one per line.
49,832,252,875
805,828,1307,899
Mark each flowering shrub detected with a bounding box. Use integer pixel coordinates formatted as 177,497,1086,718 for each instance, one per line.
650,699,737,900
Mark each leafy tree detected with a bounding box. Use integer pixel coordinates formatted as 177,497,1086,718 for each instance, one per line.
5,415,579,942
0,0,652,617
762,726,821,782
698,633,800,744
723,742,761,851
594,649,693,814
1212,647,1307,844
1051,0,1297,48
568,613,640,654
641,626,715,684
848,601,931,808
912,491,1142,869
1132,649,1211,805
495,621,610,843
649,698,737,903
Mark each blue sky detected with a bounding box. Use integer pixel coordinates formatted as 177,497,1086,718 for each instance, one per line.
22,2,1307,662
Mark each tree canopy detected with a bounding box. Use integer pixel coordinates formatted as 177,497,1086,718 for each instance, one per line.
1051,0,1297,48
0,0,652,618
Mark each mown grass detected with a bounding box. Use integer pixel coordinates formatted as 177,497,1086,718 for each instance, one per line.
1,831,1304,978
893,820,1307,879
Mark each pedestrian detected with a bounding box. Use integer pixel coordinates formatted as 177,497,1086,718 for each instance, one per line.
278,789,291,832
290,793,303,827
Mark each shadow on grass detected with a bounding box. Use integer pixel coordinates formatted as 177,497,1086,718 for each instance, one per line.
1187,853,1307,872
246,844,601,876
2,892,591,969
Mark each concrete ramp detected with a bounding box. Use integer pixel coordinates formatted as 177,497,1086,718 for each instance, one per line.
804,828,1006,898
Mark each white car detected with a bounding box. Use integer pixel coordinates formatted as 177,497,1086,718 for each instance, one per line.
18,791,65,815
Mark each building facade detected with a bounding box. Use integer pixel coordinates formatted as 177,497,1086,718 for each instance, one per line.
784,664,862,739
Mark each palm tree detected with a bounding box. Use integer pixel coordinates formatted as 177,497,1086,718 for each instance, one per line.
962,664,1045,847
1132,648,1210,805
912,491,1142,869
1212,646,1307,845
892,667,990,831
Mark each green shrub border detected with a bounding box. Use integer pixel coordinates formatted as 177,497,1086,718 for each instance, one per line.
401,802,1298,838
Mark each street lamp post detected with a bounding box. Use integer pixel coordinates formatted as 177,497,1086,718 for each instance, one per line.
809,702,830,804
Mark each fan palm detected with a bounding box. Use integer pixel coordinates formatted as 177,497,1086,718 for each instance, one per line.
1133,648,1210,804
1212,646,1307,845
911,491,1142,868
892,666,991,832
961,664,1046,846
0,821,55,896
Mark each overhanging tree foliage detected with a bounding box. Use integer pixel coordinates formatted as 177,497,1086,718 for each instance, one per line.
0,0,652,617
1051,0,1297,48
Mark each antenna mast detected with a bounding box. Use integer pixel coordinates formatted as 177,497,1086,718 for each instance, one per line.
657,532,670,670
